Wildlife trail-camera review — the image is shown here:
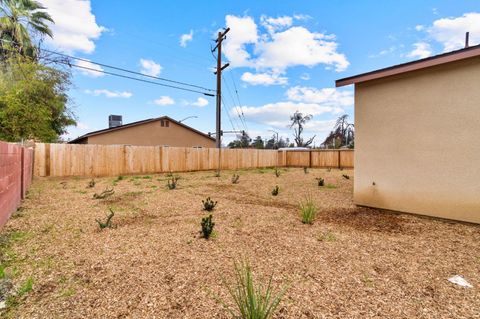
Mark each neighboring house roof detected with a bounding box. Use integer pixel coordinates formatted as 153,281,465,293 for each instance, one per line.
336,43,480,87
68,116,215,144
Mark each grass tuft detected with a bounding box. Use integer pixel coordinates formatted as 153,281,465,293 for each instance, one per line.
300,196,317,224
218,261,287,319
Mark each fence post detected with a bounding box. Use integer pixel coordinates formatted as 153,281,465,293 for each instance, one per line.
338,150,341,169
45,143,51,177
20,147,25,199
309,150,312,168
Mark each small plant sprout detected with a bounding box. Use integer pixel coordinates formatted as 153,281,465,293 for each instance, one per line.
271,185,279,196
93,187,115,199
215,170,221,178
318,230,336,242
300,196,317,224
87,179,95,188
303,167,309,174
201,214,215,239
316,177,325,187
96,209,115,230
231,174,240,184
202,197,218,211
274,168,280,177
218,260,287,319
342,174,350,180
167,176,178,190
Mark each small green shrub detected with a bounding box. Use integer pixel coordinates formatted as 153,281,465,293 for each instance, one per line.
167,176,178,190
202,197,218,211
316,177,324,186
201,215,215,239
17,277,34,297
271,185,279,196
300,196,317,224
93,187,114,199
231,174,240,184
274,168,280,177
303,167,309,174
342,174,350,180
86,179,95,188
325,183,337,189
96,209,115,230
218,261,287,319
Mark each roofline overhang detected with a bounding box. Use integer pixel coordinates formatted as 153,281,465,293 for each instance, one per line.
336,44,480,87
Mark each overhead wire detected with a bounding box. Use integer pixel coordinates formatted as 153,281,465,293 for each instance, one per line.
43,57,215,96
0,39,215,94
229,70,249,132
221,75,246,133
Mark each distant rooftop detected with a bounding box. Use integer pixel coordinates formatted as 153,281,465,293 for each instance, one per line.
68,116,214,144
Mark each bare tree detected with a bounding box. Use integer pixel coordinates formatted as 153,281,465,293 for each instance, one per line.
322,114,354,148
289,111,315,147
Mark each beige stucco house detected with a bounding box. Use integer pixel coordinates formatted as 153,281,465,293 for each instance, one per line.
69,116,215,148
336,44,480,223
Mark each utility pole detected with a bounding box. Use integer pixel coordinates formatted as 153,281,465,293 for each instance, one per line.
212,28,230,148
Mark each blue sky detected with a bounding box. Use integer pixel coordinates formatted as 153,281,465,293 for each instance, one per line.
39,0,480,145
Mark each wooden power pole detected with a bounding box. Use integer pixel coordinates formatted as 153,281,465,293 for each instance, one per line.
212,28,230,148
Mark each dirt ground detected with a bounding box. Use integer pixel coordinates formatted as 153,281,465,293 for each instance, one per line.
0,168,479,319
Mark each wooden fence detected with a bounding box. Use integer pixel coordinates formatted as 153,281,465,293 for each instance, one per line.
33,143,354,177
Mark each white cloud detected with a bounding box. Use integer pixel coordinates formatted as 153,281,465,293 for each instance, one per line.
76,122,89,130
40,0,106,54
415,25,425,31
427,12,480,51
300,73,310,81
241,71,288,86
85,89,132,98
180,30,194,47
76,59,104,77
407,42,432,59
286,86,354,107
190,97,209,107
232,101,343,129
368,46,396,58
139,59,162,77
223,14,349,75
260,15,293,34
154,96,175,106
223,15,258,67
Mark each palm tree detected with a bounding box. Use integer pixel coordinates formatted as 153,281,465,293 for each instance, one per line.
0,0,53,59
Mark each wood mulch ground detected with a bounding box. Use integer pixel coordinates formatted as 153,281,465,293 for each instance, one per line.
0,168,479,318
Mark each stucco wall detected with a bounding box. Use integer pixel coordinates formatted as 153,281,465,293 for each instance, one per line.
354,57,480,223
86,119,215,148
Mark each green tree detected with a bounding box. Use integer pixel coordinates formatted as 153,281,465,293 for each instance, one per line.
228,132,251,148
0,0,53,59
0,55,76,142
250,136,264,149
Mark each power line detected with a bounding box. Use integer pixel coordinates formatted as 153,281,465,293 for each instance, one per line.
0,38,215,93
221,95,237,132
222,75,246,133
40,47,215,92
229,70,249,132
45,57,215,96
